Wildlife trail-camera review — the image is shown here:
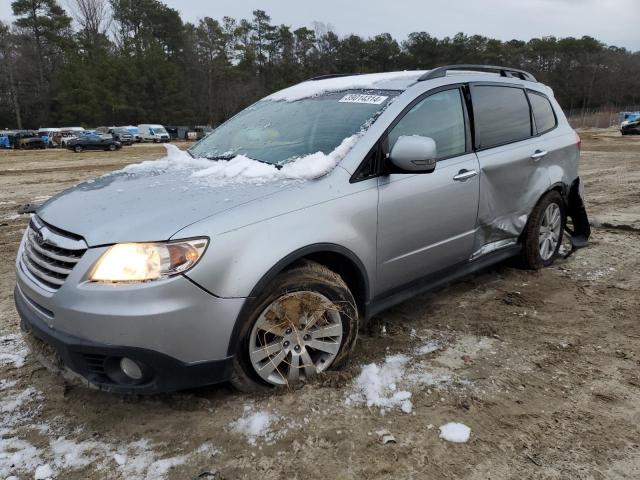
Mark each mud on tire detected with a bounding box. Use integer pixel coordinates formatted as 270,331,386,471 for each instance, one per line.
230,260,359,392
520,190,566,270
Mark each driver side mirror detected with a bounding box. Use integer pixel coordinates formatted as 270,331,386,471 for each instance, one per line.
388,135,437,173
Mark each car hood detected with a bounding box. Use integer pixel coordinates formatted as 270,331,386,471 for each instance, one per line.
37,165,295,246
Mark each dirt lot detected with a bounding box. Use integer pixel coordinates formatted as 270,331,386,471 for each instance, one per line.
0,131,639,479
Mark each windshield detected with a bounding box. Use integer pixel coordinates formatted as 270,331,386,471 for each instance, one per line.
152,126,167,134
189,90,398,164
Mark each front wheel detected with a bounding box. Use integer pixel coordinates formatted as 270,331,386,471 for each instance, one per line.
108,144,117,151
520,190,565,269
74,145,83,153
231,261,359,392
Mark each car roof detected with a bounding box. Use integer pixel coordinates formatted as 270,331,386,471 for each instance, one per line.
267,71,427,101
267,69,545,102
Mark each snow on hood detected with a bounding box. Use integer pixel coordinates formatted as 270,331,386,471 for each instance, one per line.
266,71,425,102
37,135,361,244
121,134,361,185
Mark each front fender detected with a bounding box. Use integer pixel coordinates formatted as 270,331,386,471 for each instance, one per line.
178,178,379,300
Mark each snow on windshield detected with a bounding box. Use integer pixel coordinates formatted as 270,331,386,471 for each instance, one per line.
120,134,361,185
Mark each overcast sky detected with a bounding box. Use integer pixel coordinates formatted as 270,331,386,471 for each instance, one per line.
1,0,638,50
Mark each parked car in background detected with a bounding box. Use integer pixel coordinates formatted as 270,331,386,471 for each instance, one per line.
194,125,213,140
55,127,85,147
621,117,640,135
0,131,14,149
56,132,75,147
138,124,170,142
14,65,591,394
38,128,62,147
66,134,122,152
123,126,142,142
108,127,134,145
13,131,46,149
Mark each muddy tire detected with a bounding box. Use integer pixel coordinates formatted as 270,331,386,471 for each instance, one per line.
520,190,565,269
108,144,117,151
230,260,359,392
74,145,82,153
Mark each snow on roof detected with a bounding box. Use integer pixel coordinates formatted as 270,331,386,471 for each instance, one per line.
266,70,427,102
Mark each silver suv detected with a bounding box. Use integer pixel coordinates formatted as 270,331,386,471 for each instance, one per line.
15,65,590,393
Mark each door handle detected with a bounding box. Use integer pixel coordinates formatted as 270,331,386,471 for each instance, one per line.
531,149,548,161
453,169,478,182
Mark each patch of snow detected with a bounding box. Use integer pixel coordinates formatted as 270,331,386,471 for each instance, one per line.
123,135,360,186
439,422,471,443
0,383,218,480
0,437,44,477
0,387,40,414
230,405,277,445
50,437,101,469
0,379,17,391
34,464,54,479
0,334,28,368
2,213,22,221
347,354,413,414
266,71,425,102
347,335,492,414
145,453,189,479
415,340,441,355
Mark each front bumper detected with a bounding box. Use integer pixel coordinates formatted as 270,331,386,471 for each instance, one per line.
16,286,234,394
14,234,247,393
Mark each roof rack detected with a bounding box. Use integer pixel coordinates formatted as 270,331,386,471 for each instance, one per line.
418,65,537,82
308,73,360,81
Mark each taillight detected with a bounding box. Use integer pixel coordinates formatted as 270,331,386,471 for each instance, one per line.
575,132,582,150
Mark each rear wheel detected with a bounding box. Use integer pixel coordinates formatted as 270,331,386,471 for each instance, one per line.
520,190,565,269
231,261,359,392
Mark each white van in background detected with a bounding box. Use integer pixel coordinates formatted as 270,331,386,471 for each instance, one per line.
137,124,170,143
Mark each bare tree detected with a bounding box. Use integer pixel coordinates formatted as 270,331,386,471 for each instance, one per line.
69,0,111,38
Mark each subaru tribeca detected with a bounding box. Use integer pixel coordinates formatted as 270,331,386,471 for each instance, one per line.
15,65,590,393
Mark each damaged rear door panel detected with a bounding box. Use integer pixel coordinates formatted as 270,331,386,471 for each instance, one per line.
470,83,549,253
469,82,587,256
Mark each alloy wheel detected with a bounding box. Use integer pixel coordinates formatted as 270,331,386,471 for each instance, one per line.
539,203,562,261
248,291,343,386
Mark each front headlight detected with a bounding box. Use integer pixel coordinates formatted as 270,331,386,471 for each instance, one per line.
90,238,208,283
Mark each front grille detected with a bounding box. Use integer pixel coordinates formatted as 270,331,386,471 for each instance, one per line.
21,216,87,290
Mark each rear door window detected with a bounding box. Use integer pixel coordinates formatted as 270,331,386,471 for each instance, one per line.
471,85,532,149
387,88,467,160
528,91,557,134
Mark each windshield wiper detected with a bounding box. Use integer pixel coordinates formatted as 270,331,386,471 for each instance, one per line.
205,154,235,161
204,153,281,168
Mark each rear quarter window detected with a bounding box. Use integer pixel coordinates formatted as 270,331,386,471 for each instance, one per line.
528,91,557,134
472,85,532,149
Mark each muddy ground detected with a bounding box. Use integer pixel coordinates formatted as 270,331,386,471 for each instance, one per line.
0,130,639,479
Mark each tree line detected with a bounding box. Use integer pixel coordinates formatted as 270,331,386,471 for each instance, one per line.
1,0,639,130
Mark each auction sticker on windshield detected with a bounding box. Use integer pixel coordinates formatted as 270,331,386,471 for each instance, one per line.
339,94,388,104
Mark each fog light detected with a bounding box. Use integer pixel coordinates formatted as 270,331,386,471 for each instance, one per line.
120,357,143,380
